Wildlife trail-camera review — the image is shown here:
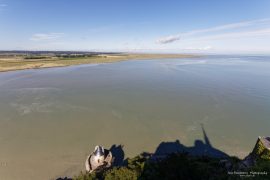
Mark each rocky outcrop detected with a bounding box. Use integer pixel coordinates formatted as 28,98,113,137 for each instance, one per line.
251,136,270,160
241,136,270,168
220,136,270,171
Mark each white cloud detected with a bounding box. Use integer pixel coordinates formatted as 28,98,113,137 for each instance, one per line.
30,33,65,41
0,3,7,11
156,35,180,44
193,28,270,41
156,18,270,44
182,18,270,36
182,46,212,51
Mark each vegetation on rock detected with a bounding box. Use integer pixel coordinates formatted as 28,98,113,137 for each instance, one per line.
73,153,270,180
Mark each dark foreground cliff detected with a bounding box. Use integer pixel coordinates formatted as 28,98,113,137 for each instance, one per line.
58,136,270,180
72,152,269,180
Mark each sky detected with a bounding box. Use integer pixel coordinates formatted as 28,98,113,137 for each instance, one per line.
0,0,270,54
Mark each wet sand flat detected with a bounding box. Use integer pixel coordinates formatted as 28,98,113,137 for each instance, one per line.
0,55,270,179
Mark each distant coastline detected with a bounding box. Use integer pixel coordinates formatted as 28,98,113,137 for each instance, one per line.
0,52,198,72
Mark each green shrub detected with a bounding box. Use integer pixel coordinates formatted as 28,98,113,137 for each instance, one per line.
248,159,270,179
126,155,147,176
104,167,138,180
73,171,99,180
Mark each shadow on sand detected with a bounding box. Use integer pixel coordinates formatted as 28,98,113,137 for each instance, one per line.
151,124,229,159
110,124,229,166
109,144,125,166
56,124,229,179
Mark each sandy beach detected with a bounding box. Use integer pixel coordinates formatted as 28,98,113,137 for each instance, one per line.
0,53,196,72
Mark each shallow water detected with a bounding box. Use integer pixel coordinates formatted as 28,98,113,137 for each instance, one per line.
0,55,270,179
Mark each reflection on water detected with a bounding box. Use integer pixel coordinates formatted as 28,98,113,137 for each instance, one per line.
0,55,270,179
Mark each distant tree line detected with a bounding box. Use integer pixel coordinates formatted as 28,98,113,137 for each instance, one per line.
56,54,97,58
24,56,48,59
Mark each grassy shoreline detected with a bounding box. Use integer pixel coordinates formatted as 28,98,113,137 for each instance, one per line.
0,53,198,72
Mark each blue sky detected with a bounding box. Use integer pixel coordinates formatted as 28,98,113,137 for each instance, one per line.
0,0,270,54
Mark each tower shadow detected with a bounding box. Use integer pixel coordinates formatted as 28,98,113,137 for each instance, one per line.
152,124,229,159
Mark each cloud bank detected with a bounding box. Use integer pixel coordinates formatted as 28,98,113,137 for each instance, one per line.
30,33,65,41
156,18,270,44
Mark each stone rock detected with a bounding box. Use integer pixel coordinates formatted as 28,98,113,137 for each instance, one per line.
251,136,270,160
